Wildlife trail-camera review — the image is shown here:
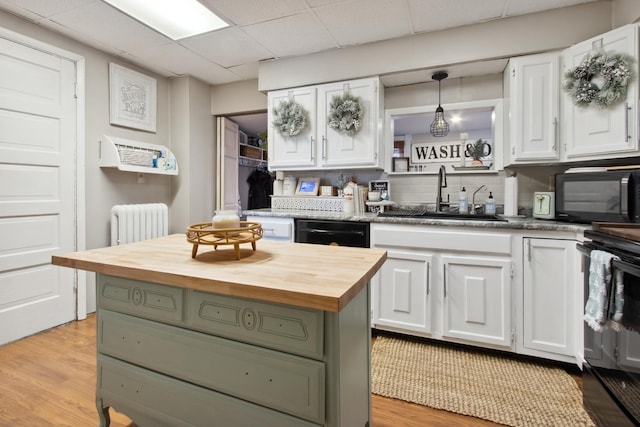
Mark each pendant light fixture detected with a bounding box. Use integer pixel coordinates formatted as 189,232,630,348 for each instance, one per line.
430,71,449,137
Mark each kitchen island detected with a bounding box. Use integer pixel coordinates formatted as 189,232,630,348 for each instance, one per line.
52,234,386,427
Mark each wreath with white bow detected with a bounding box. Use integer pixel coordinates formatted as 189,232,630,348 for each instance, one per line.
562,50,635,109
272,99,308,137
327,93,365,135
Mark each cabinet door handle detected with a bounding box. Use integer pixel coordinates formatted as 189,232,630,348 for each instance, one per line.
552,117,558,150
527,239,531,262
310,136,315,162
426,262,430,295
625,102,631,142
443,263,447,298
322,135,327,160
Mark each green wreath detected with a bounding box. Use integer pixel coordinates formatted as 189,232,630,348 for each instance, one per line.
272,100,308,137
327,93,365,135
562,50,635,109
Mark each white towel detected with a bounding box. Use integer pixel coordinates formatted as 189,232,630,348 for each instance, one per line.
584,250,619,331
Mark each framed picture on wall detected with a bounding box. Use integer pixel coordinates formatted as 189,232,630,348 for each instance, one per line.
392,157,409,172
109,63,157,132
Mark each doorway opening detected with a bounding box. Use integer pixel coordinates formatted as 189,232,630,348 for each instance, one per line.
222,112,270,214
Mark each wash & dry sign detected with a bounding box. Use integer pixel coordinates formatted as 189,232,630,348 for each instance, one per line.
410,140,492,164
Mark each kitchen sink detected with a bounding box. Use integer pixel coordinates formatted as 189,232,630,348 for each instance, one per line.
378,209,507,222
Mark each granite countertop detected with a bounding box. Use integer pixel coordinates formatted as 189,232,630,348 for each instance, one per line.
245,208,590,233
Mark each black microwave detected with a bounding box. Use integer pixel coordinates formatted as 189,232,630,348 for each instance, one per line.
555,170,640,223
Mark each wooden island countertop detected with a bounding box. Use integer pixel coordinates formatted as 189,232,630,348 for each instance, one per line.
52,234,387,312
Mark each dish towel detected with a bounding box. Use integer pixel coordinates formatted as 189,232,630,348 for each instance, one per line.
584,250,619,331
608,266,625,331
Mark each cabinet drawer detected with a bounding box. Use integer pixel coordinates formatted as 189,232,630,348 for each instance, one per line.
372,224,511,255
98,274,185,325
187,289,324,359
246,216,293,241
98,310,325,424
98,354,321,427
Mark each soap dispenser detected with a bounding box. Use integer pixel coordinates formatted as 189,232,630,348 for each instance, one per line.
485,191,496,215
459,187,469,214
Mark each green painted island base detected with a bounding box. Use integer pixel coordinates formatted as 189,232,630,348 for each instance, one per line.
94,274,371,427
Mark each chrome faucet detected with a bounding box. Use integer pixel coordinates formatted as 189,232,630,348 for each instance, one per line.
436,165,448,212
471,185,486,214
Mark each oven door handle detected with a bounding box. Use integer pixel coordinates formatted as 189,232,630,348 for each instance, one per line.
612,258,640,276
303,228,365,237
577,242,598,256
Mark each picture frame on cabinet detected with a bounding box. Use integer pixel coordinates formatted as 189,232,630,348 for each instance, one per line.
295,177,320,196
392,157,409,172
109,63,157,133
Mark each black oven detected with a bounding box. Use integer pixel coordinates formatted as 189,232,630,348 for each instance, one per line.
578,226,640,426
295,219,369,248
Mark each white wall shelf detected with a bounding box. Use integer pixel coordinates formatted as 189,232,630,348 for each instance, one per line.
100,135,179,175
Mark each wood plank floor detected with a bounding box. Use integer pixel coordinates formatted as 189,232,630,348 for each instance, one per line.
0,315,580,426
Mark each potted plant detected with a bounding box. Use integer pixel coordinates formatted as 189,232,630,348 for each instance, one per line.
468,139,488,166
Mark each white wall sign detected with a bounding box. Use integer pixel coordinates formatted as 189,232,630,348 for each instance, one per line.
410,140,492,164
109,63,157,133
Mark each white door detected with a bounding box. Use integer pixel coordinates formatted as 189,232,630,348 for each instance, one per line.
0,37,77,344
216,117,239,211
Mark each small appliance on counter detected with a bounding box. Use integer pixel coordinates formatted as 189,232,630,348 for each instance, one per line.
555,168,640,223
533,191,555,219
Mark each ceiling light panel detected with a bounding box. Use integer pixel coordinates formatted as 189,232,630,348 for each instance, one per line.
102,0,228,40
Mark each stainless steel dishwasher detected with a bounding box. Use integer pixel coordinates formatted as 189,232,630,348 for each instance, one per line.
294,219,369,248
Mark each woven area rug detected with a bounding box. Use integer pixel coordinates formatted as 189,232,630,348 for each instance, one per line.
371,336,595,427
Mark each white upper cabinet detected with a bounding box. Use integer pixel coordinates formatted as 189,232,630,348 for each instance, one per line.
562,24,639,161
267,77,383,171
507,52,561,164
317,78,383,169
267,86,317,169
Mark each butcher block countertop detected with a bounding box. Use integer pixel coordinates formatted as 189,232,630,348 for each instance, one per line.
52,234,387,312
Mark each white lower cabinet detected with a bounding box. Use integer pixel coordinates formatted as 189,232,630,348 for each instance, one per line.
373,250,433,334
442,255,512,347
372,224,585,364
371,224,513,351
520,238,580,363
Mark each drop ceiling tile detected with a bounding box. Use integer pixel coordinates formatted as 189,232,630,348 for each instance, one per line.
180,27,275,68
50,1,171,53
0,0,95,19
408,0,506,34
200,0,309,26
226,61,259,81
128,43,216,75
0,1,44,22
242,13,336,58
314,0,412,46
123,45,243,85
306,0,352,7
187,65,246,86
37,18,124,56
504,0,595,16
